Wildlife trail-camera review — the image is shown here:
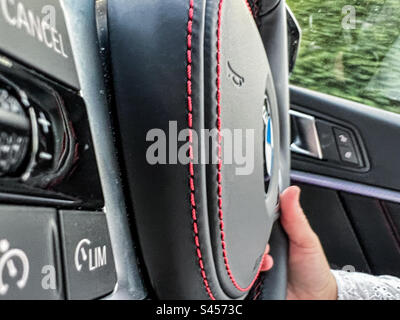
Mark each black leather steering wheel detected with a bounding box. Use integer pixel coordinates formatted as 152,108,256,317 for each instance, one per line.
107,0,290,300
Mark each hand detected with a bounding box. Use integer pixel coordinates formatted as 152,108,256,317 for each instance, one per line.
260,186,338,300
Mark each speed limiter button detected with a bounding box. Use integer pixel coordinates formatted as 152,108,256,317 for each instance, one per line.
59,211,117,300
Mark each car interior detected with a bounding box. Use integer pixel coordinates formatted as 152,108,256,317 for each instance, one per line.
0,0,399,300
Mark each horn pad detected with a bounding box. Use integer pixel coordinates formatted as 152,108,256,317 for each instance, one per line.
108,0,280,299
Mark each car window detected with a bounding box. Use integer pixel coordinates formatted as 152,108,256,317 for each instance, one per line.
287,0,400,114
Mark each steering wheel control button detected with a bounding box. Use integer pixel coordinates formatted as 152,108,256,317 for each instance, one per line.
37,112,51,135
59,211,117,300
0,206,63,300
34,109,55,172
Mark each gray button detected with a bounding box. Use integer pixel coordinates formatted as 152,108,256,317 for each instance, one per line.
59,211,117,300
334,128,353,148
0,206,63,300
339,146,359,165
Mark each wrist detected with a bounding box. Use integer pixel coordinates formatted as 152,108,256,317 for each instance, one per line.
286,271,338,300
326,271,338,300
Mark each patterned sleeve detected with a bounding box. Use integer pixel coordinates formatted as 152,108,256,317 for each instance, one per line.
332,270,400,300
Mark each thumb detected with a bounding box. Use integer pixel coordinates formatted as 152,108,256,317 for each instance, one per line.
280,186,318,249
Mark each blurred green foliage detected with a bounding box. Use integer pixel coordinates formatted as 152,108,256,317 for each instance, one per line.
287,0,400,113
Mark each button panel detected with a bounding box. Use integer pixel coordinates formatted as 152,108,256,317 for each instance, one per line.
0,43,109,300
298,116,367,170
0,72,71,183
0,79,60,179
333,128,360,165
0,54,104,209
0,207,117,300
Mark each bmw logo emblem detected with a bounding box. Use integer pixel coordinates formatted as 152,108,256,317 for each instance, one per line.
263,95,274,180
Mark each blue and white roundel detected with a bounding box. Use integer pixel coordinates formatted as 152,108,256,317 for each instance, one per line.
263,102,274,178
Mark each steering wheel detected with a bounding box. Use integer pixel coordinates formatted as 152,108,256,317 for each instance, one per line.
107,0,290,299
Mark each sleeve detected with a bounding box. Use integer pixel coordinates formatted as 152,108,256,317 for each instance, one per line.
331,269,400,300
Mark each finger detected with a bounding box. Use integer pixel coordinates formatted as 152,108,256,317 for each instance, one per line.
261,254,274,272
280,186,318,249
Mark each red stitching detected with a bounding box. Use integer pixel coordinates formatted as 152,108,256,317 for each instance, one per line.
244,0,253,14
215,0,263,292
244,0,259,18
187,0,215,300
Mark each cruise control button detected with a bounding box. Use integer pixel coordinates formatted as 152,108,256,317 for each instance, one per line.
34,109,54,172
37,112,51,135
0,206,63,300
59,211,117,300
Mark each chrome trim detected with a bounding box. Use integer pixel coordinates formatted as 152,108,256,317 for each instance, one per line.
289,110,323,159
291,170,400,204
286,4,302,74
